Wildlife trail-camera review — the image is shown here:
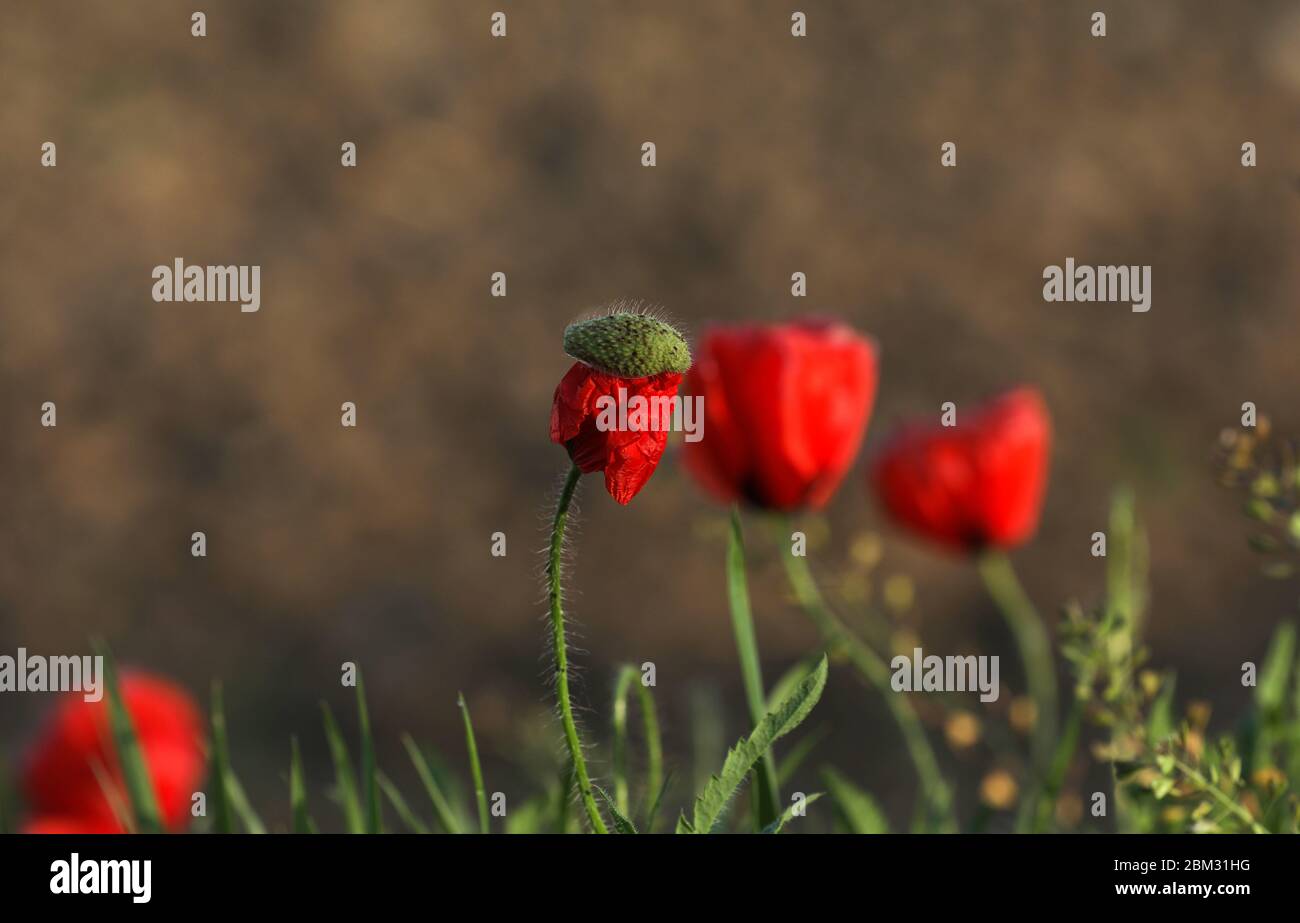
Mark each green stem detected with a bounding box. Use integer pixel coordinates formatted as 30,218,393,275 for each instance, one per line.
977,551,1058,828
779,527,955,832
1173,760,1269,834
1032,693,1083,832
727,507,781,829
548,465,609,834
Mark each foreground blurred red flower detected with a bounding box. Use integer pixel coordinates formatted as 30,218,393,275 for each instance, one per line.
683,320,878,511
550,310,691,505
870,387,1051,552
550,363,685,505
22,672,205,833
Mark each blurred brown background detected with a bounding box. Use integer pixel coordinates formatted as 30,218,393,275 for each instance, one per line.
3,0,1300,830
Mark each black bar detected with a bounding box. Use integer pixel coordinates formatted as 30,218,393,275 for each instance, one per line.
0,833,1282,908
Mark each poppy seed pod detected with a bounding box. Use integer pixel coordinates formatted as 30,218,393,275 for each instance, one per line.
562,311,692,378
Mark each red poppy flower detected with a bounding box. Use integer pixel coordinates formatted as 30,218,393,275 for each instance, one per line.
550,361,684,505
682,320,878,511
870,387,1051,552
22,671,206,833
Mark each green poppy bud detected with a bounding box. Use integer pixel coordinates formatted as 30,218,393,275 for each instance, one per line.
563,311,691,378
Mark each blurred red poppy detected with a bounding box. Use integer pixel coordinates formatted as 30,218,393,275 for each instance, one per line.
550,361,684,505
22,671,206,833
870,387,1051,552
682,320,878,511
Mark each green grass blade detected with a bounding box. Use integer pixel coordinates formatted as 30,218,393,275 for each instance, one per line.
320,702,363,833
725,507,780,829
761,791,823,833
207,682,265,833
458,693,490,834
289,736,314,833
611,664,665,829
612,666,636,815
593,785,639,834
687,655,828,834
636,680,664,827
89,757,133,832
644,769,673,834
225,771,265,834
208,682,234,834
401,735,463,834
1257,623,1296,713
777,724,828,786
377,771,429,833
96,645,161,833
356,673,381,834
822,767,890,833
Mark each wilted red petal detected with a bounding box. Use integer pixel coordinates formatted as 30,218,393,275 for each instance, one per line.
549,362,683,504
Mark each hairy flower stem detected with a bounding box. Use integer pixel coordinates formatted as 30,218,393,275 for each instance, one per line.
778,523,955,832
977,551,1058,830
548,464,609,834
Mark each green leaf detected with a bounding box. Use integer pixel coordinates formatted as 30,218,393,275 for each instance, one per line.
356,672,381,834
289,736,314,834
377,771,428,834
1257,623,1296,713
765,656,821,713
761,792,823,833
725,507,780,829
822,767,890,833
1147,672,1177,744
685,655,828,834
593,785,639,834
320,702,363,833
458,693,490,834
95,644,162,833
401,735,463,834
